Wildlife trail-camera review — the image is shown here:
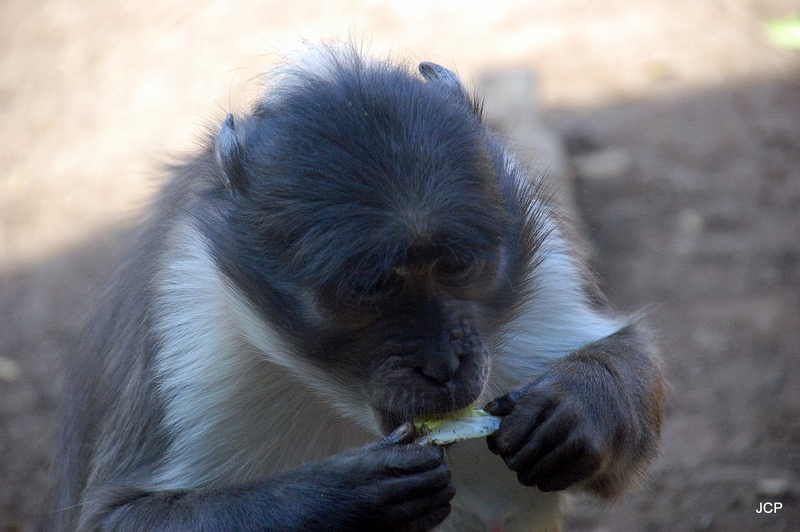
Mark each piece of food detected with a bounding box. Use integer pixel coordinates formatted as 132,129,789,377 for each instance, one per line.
414,404,502,446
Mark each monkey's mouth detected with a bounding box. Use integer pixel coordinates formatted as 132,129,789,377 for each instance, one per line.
367,335,491,435
373,380,486,435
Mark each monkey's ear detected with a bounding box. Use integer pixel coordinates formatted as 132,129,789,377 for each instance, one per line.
418,62,462,86
215,113,247,194
418,62,479,115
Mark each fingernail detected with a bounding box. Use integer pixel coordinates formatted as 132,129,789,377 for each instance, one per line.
391,422,415,443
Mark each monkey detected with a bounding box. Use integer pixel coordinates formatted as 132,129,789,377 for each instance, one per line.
40,43,664,532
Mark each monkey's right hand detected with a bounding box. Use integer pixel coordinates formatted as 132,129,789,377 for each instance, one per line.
283,422,454,532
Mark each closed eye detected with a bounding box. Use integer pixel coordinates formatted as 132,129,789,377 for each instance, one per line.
433,256,485,287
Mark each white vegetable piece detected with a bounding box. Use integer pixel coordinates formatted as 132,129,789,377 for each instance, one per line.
414,406,502,446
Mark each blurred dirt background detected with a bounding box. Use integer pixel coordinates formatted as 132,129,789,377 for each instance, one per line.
1,1,799,531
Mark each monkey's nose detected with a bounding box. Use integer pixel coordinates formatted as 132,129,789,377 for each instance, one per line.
416,351,460,384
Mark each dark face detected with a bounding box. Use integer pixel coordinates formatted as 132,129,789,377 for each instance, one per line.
207,54,540,434
312,247,502,433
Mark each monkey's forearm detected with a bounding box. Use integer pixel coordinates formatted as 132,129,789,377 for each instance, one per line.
82,475,347,532
549,324,665,495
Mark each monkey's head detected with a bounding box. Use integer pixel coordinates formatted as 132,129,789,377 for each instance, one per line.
208,46,537,434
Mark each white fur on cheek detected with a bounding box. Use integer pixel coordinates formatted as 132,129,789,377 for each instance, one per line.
151,220,375,490
493,217,625,390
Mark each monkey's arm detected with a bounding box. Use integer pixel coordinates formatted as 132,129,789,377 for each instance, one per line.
486,324,664,496
76,426,453,532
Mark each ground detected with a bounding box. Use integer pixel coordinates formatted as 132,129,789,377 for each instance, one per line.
1,1,799,531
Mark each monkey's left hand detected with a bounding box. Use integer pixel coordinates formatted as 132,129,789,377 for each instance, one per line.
484,365,625,492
